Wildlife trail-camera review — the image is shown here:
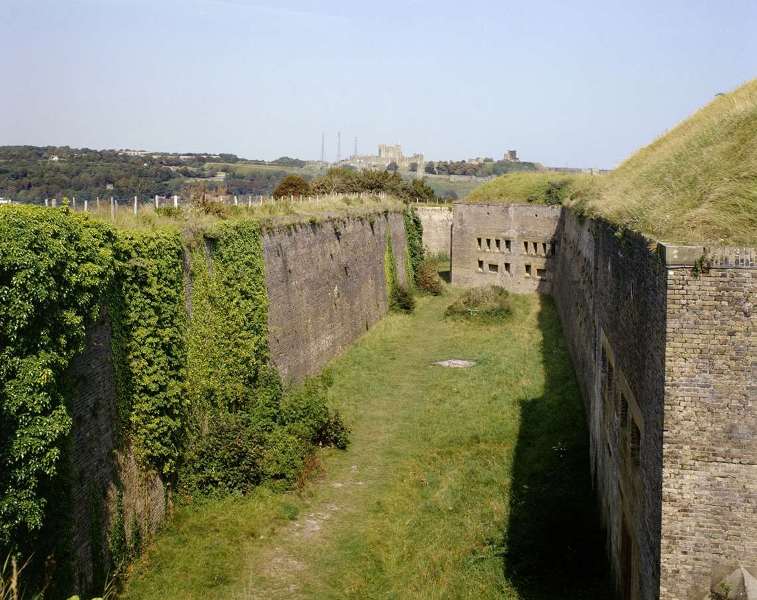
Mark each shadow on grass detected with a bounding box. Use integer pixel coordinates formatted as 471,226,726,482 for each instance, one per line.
503,296,613,599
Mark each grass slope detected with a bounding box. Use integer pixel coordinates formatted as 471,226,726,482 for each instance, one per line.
122,291,609,600
576,78,757,245
468,78,757,245
466,171,593,206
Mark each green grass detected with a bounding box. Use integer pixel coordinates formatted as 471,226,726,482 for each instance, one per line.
466,171,594,205
122,292,609,599
574,78,757,246
73,194,404,233
467,78,757,245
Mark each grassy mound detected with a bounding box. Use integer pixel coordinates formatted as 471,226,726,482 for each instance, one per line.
445,285,513,322
573,78,757,245
466,171,593,206
468,79,757,245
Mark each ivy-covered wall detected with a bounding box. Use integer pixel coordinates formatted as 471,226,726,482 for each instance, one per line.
0,204,413,597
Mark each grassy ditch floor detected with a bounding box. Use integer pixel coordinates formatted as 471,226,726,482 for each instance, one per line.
122,291,611,600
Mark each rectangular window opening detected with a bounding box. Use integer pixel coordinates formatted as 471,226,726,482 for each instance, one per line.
542,242,547,255
477,237,482,250
525,264,532,277
523,241,529,253
495,239,501,252
486,238,492,251
536,268,547,279
477,259,484,272
504,262,511,275
505,239,511,252
532,241,538,254
488,263,499,273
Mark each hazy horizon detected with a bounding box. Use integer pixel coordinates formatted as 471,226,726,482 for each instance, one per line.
1,0,755,168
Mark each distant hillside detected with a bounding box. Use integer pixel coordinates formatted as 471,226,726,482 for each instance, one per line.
0,146,312,202
467,79,757,245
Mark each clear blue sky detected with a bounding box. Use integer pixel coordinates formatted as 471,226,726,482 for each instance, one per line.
1,0,755,168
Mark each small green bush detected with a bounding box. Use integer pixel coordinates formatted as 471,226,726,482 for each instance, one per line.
390,285,416,313
280,378,350,449
445,286,512,323
180,374,349,497
416,258,443,295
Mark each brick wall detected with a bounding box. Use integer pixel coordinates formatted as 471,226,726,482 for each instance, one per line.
452,203,755,599
659,249,757,600
66,309,166,596
552,210,667,600
415,206,453,256
451,203,561,293
263,211,408,381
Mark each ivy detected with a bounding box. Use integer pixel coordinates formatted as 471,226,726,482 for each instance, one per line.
186,221,274,417
0,205,115,547
403,206,425,286
109,229,188,476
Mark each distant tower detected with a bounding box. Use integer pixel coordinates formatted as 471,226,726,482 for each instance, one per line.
337,131,341,162
321,132,325,163
353,136,358,158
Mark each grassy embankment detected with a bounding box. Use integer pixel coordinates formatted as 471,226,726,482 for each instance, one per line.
122,289,610,600
467,78,757,245
81,194,404,232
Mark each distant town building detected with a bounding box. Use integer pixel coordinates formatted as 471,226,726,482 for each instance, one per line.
504,150,519,162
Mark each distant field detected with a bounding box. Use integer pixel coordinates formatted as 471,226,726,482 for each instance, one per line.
205,162,328,178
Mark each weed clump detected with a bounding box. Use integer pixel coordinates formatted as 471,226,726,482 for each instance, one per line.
390,285,416,313
445,286,512,323
416,258,443,295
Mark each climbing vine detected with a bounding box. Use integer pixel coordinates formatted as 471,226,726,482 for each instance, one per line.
0,205,115,548
109,228,187,476
403,206,425,286
186,221,272,417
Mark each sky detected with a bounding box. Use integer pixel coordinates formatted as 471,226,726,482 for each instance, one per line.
1,0,755,168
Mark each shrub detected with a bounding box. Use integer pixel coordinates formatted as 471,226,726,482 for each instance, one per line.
179,412,266,496
416,258,443,295
180,375,349,498
273,175,310,199
445,286,512,323
280,377,350,449
390,285,416,313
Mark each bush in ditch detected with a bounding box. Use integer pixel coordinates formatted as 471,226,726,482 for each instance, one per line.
445,286,513,323
416,258,443,295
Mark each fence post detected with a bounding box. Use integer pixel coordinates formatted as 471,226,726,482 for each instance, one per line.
45,198,49,207
234,195,238,206
134,196,138,215
155,194,159,210
84,198,88,212
52,198,57,208
247,195,251,208
96,196,100,210
111,197,115,220
72,196,76,210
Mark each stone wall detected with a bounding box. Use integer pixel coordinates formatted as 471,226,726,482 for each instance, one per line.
66,309,166,595
659,246,757,600
415,205,452,256
451,203,756,599
552,211,667,600
450,203,561,293
263,211,408,381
